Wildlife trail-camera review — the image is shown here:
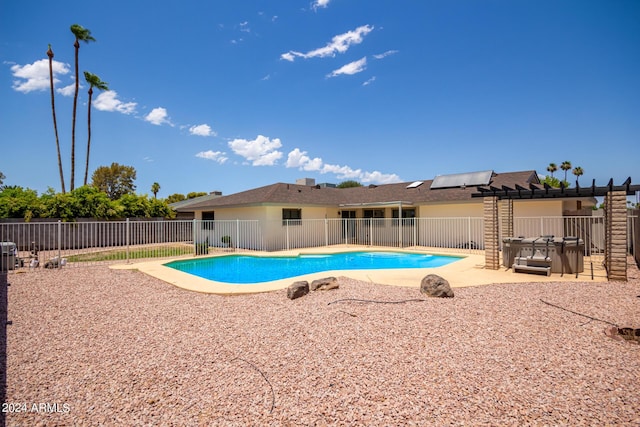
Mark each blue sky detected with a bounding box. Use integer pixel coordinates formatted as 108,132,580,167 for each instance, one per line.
1,0,639,199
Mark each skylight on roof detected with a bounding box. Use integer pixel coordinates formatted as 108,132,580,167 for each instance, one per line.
430,170,493,189
406,181,423,189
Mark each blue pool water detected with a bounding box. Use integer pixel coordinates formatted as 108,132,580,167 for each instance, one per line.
165,251,462,284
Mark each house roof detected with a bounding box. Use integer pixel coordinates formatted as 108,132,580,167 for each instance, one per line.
174,170,542,212
168,192,223,209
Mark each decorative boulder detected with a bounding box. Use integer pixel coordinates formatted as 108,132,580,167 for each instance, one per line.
420,274,454,298
310,277,339,291
287,281,309,300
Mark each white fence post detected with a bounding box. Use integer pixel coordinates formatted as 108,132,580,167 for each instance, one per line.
236,219,240,253
192,219,197,254
57,220,62,268
468,217,472,254
286,220,290,251
324,218,329,247
126,218,130,263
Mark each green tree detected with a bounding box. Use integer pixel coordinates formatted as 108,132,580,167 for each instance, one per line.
149,197,174,218
41,187,114,221
83,71,109,186
337,180,363,188
165,193,186,204
186,192,207,199
91,163,137,200
115,194,151,218
151,182,161,199
0,186,41,219
546,163,557,178
541,175,562,188
47,44,66,194
72,186,116,219
70,24,95,191
40,191,75,221
0,171,5,189
572,166,584,184
114,194,174,219
560,161,572,184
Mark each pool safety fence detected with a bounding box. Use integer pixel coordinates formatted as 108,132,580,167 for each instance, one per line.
0,215,632,271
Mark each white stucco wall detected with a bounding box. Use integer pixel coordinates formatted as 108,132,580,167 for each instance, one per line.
417,202,484,217
513,200,563,217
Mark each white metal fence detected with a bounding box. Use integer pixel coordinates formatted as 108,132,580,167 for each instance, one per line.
1,215,635,271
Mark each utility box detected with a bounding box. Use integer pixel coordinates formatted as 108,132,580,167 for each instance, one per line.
1,241,17,271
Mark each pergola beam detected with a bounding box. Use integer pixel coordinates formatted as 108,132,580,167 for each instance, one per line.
472,177,640,200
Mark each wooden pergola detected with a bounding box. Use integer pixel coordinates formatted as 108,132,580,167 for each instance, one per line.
472,178,640,281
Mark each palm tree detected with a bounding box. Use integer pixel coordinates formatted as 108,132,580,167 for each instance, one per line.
151,182,161,199
70,24,95,191
83,71,109,186
560,161,572,185
572,166,584,184
546,163,558,178
47,44,66,194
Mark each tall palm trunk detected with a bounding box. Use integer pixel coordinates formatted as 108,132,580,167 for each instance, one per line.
71,39,80,191
83,71,109,187
47,44,66,194
84,86,93,186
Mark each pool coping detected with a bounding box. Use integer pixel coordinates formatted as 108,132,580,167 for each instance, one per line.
111,246,606,294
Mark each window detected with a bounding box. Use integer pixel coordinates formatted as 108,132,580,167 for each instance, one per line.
392,208,416,226
201,211,215,230
363,209,385,227
282,208,302,225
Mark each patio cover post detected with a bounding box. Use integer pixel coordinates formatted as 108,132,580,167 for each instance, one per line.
484,196,500,269
604,190,627,281
500,199,514,242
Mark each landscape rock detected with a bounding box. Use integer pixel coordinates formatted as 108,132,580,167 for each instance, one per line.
420,274,454,298
287,281,309,300
310,277,339,291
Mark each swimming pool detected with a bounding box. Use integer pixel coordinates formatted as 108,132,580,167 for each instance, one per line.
165,251,462,284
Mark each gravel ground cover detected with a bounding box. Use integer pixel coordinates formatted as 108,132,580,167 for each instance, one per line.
4,263,640,426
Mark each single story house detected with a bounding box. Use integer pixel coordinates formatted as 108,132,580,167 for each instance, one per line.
173,170,597,251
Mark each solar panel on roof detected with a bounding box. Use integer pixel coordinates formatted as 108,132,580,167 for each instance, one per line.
406,181,423,189
430,170,493,189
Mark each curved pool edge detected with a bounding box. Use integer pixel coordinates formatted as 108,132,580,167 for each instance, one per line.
110,246,607,295
110,247,479,295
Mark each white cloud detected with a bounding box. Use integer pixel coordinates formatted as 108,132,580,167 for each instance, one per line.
360,170,402,184
373,50,398,59
286,148,402,184
363,76,376,86
10,59,70,93
239,21,250,32
281,52,297,62
228,135,283,166
327,57,367,78
189,124,216,137
196,150,228,164
286,148,323,171
93,91,137,115
145,107,171,126
281,25,374,61
312,0,330,10
321,163,362,179
58,83,76,97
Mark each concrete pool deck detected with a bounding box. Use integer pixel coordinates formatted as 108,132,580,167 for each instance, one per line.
111,246,608,295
